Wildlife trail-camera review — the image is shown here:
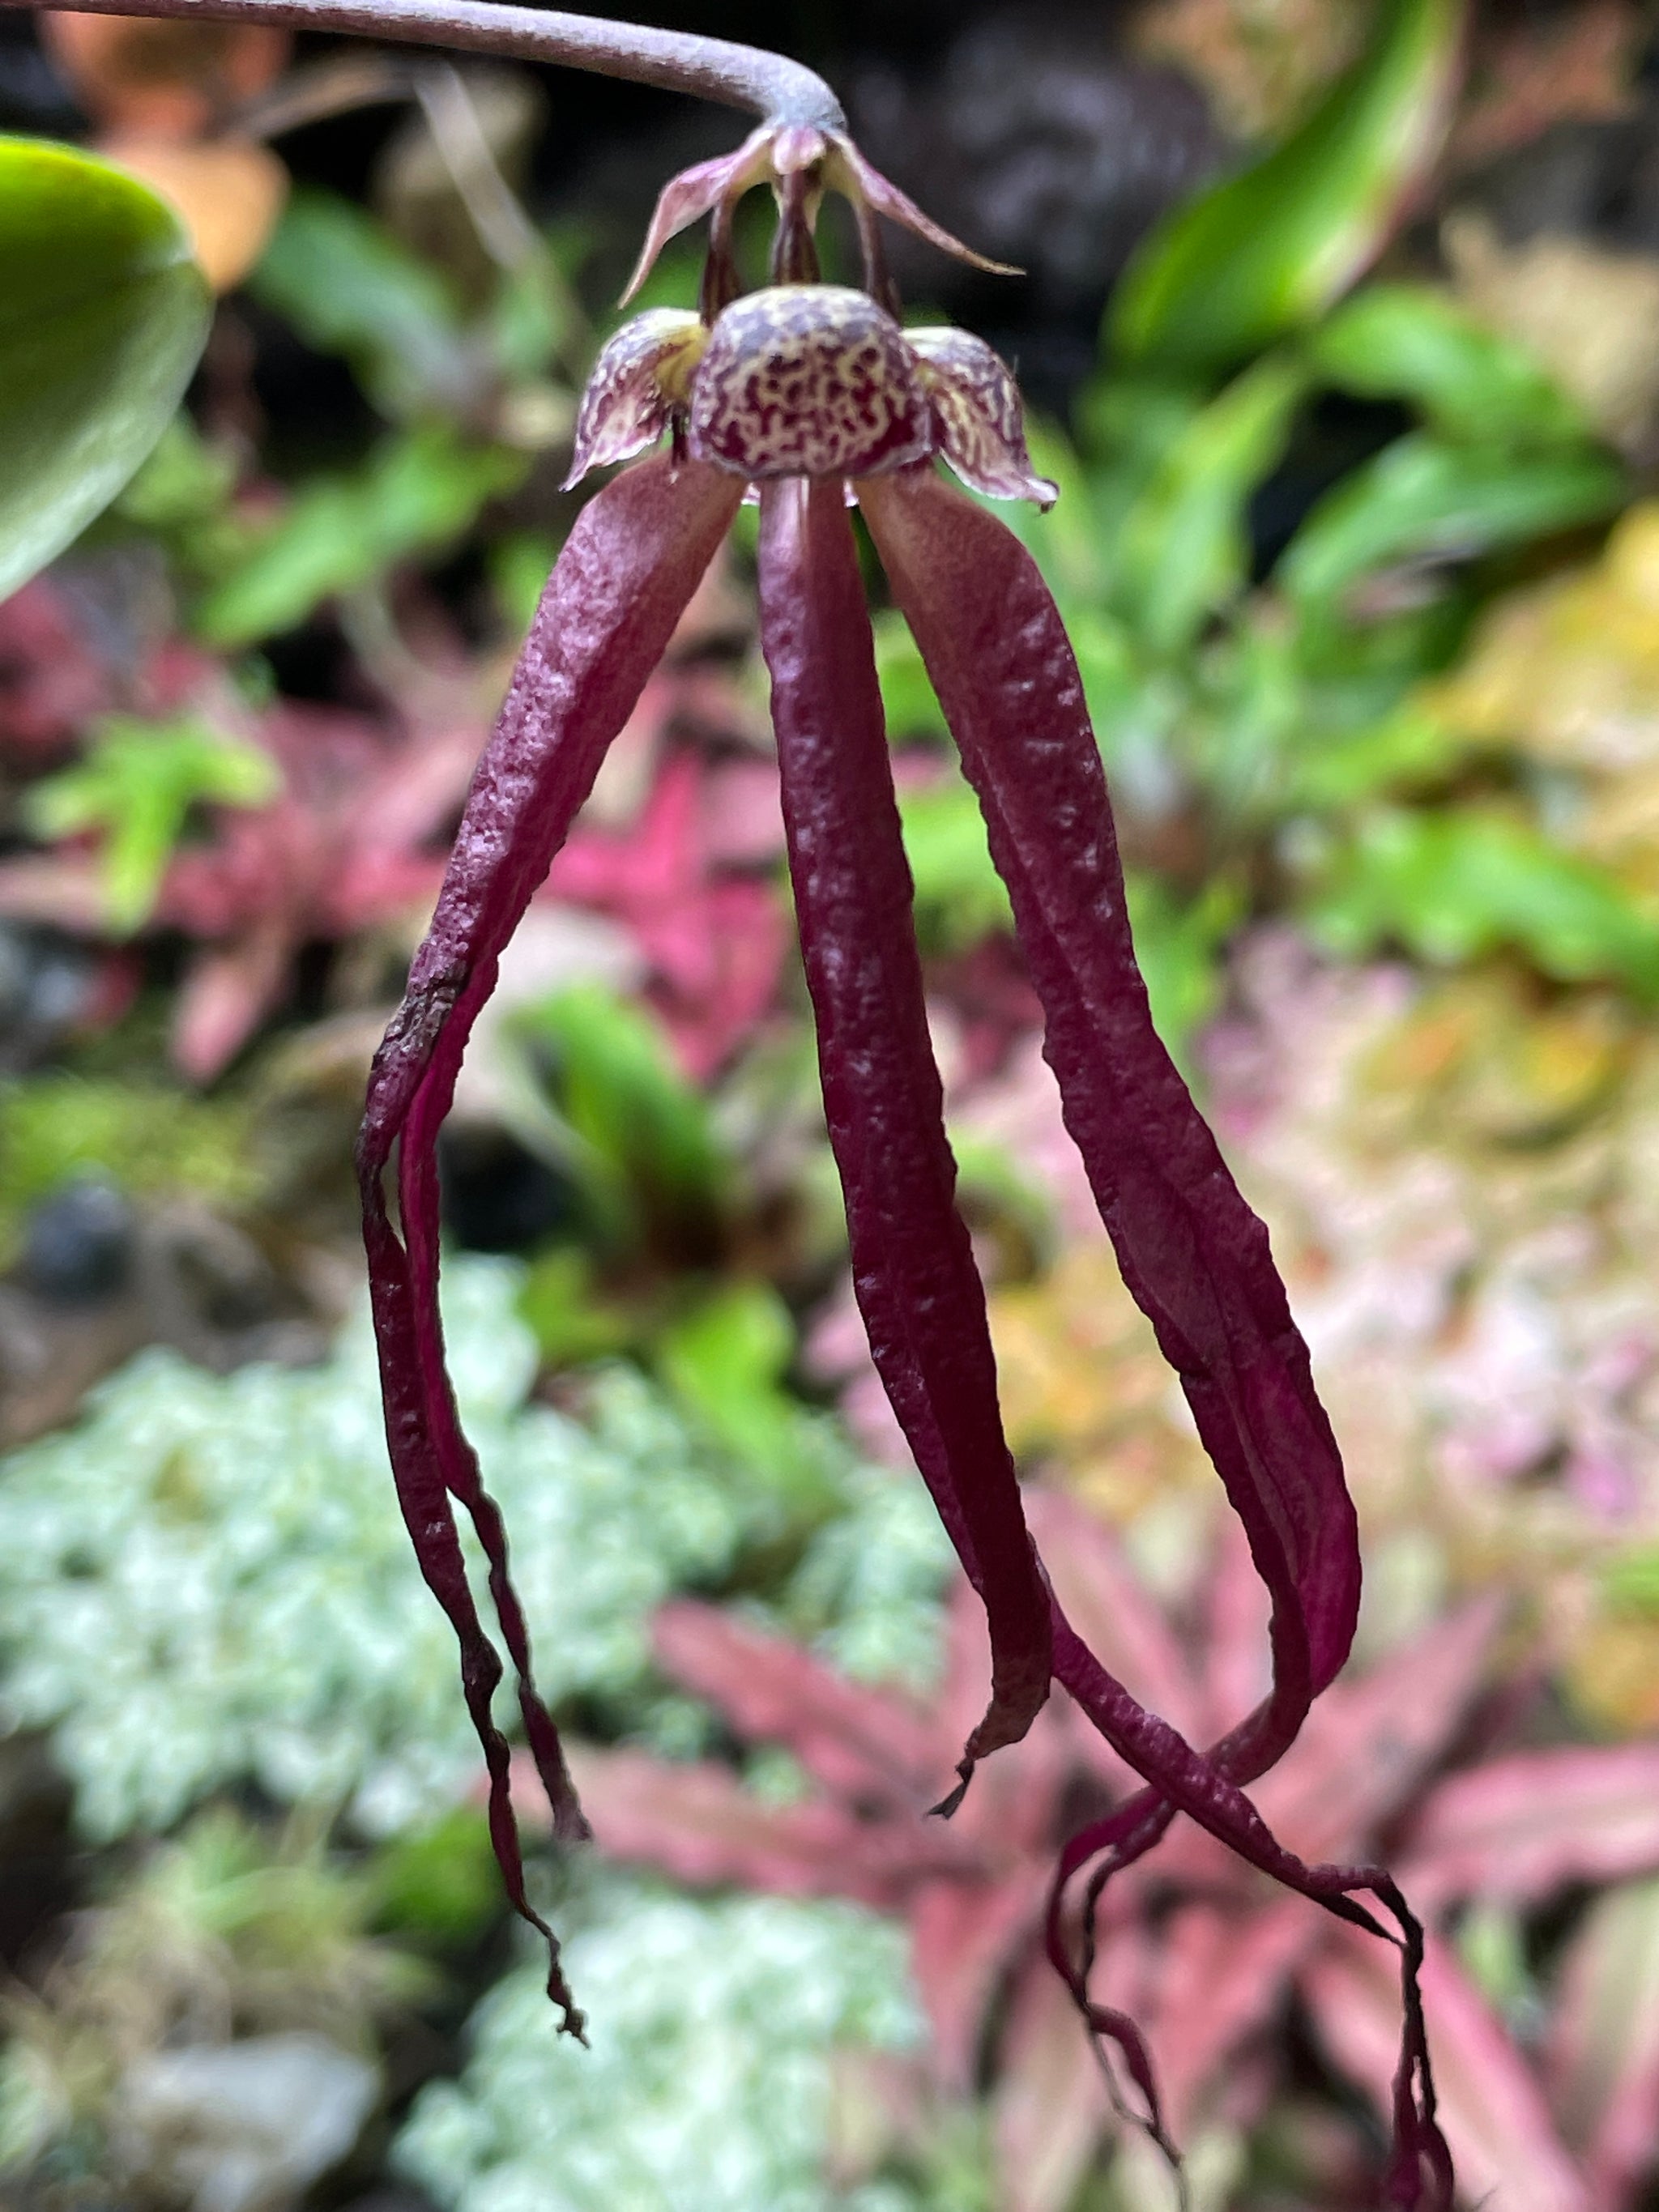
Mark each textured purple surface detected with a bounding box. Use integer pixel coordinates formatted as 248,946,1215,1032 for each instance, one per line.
358,456,741,2024
863,462,1449,2204
756,475,1050,1778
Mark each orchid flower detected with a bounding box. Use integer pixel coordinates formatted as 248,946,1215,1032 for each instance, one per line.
353,139,1452,2212
0,0,1422,2189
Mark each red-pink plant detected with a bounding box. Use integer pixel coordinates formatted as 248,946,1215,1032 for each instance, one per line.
343,18,1449,2197
544,745,787,1080
558,1493,1659,2211
0,691,481,1079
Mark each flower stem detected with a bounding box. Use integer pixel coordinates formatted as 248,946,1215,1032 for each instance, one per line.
6,0,846,129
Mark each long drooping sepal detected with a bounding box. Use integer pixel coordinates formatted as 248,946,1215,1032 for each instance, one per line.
755,475,1050,1780
862,465,1451,2206
861,462,1354,1765
358,456,742,2024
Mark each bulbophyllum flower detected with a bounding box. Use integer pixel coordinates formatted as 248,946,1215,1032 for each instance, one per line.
359,127,1451,2207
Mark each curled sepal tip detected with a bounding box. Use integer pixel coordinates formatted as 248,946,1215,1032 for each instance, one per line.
905,328,1057,508
565,309,708,488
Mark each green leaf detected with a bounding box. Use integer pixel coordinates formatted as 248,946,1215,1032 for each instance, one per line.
372,1807,501,1946
1310,282,1590,450
0,136,209,599
24,713,279,932
515,1247,638,1367
897,772,1013,951
1280,434,1623,605
514,982,728,1259
1280,701,1467,811
488,530,561,635
1111,0,1462,373
875,610,949,742
250,187,471,421
195,426,525,646
1115,353,1307,653
1301,807,1659,997
1124,872,1243,1066
0,1075,259,1261
656,1281,804,1481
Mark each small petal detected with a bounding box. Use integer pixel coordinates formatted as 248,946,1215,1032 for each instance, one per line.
827,134,1021,278
688,285,934,483
905,327,1057,507
620,126,779,305
565,309,708,488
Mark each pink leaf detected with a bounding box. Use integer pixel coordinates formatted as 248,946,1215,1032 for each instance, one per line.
1404,1745,1659,1909
651,1599,940,1809
992,1956,1115,2212
566,1745,970,1907
1546,1876,1659,2206
1141,1898,1315,2141
1252,1600,1502,1867
1303,1927,1591,2212
910,1865,1050,2091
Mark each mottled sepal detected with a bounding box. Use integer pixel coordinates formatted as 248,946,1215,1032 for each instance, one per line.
688,285,933,483
565,309,708,489
905,328,1057,508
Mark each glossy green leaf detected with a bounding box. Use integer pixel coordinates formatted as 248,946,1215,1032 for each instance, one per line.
0,136,209,600
1111,0,1463,373
24,712,279,932
1115,353,1307,654
1301,807,1659,997
1310,283,1590,450
1280,434,1623,606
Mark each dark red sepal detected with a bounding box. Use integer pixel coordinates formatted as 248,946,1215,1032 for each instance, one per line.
358,456,742,2023
755,475,1051,1784
861,463,1451,2207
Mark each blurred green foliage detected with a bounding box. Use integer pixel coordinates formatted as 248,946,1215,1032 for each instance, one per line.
0,1075,259,1262
505,982,731,1263
23,714,280,932
1111,0,1463,372
882,0,1644,1031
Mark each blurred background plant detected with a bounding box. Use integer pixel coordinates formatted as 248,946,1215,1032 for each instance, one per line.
6,0,1659,2206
